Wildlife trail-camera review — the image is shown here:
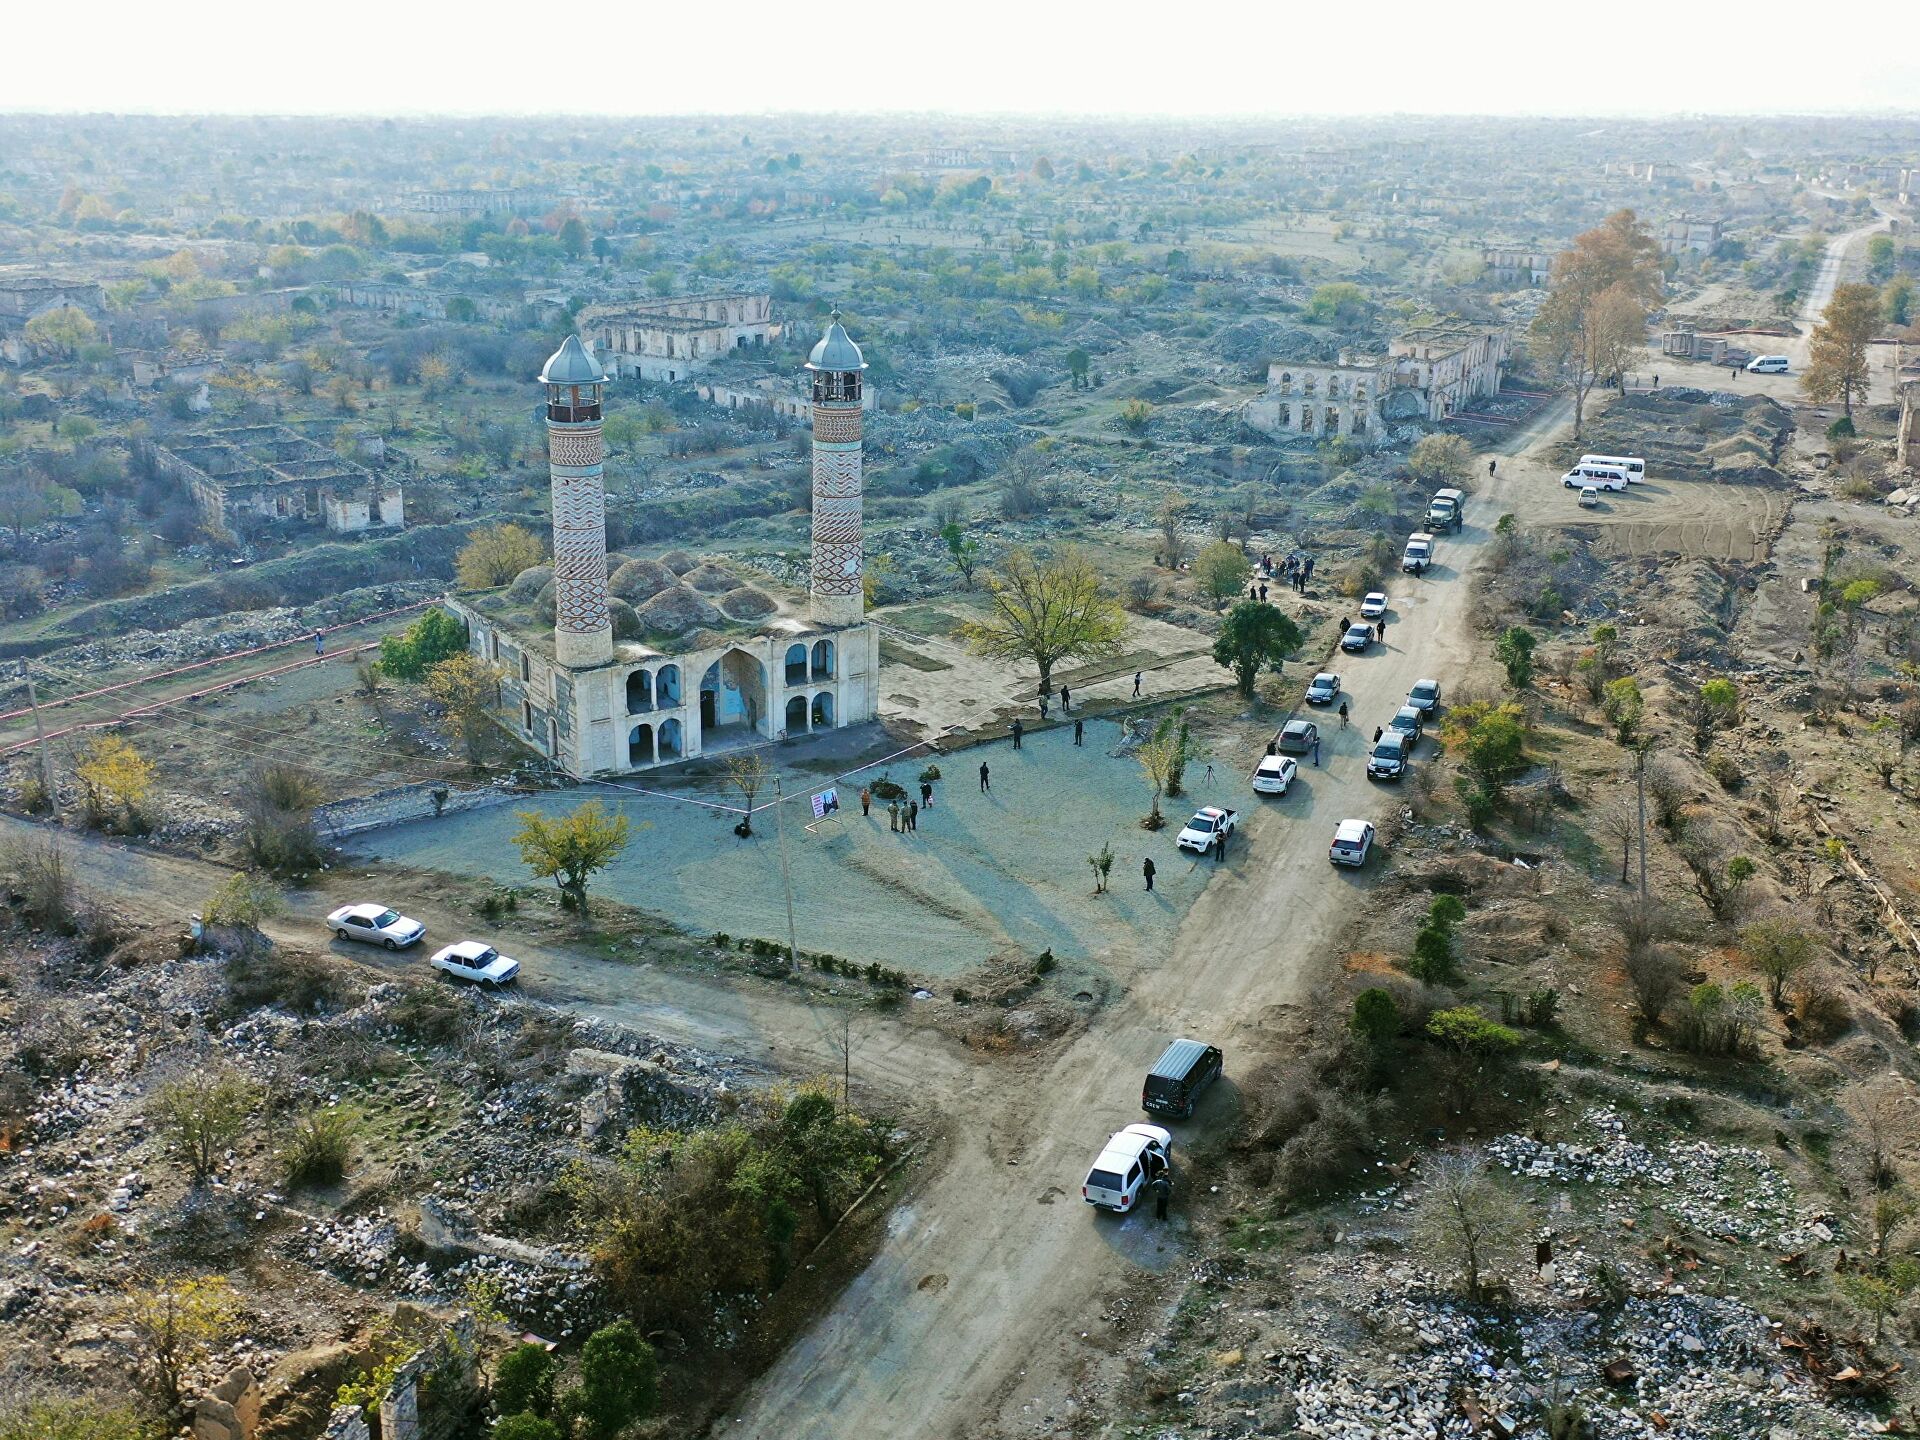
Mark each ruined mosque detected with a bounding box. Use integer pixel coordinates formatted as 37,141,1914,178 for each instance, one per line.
446,314,881,778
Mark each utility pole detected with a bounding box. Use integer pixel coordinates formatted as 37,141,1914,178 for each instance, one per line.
772,773,799,968
19,663,57,823
1634,743,1650,901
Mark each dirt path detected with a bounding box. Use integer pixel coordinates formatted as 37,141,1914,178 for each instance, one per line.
0,812,977,1100
719,407,1576,1440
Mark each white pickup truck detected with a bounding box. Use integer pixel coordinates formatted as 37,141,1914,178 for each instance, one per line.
1176,805,1237,854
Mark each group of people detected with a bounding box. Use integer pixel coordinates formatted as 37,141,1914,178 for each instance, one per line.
1259,551,1314,594
1338,613,1389,644
857,779,937,834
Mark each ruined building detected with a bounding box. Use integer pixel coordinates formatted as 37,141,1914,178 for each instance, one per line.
146,425,404,538
1243,323,1510,444
579,293,781,382
446,316,880,777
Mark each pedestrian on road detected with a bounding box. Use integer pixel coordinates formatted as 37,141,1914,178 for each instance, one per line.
314,630,325,656
1652,374,1659,389
1133,671,1143,698
1204,762,1214,787
1249,583,1259,602
1259,583,1269,602
860,787,872,817
1213,827,1227,862
1338,700,1349,728
979,761,991,793
888,800,900,832
1012,718,1024,750
1338,615,1350,635
1143,856,1156,892
1311,736,1321,767
1731,365,1739,380
1038,693,1049,720
1376,618,1386,642
908,800,919,832
1060,685,1071,711
1488,458,1496,477
920,781,932,808
1265,739,1277,755
1373,725,1383,743
1150,1173,1171,1222
1074,717,1084,746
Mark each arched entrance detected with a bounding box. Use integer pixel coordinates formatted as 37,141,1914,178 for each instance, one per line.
699,649,768,742
628,723,654,767
626,670,653,714
658,717,683,759
811,691,835,729
785,694,809,733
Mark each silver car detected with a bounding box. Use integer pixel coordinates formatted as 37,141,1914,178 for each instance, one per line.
327,903,426,950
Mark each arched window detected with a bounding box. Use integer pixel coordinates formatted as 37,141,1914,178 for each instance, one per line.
628,723,654,766
784,643,808,686
811,692,835,729
656,664,681,706
786,694,809,733
626,670,653,714
811,638,835,680
658,717,683,758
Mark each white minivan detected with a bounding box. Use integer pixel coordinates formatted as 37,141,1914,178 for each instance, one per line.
1747,355,1789,374
1578,453,1645,483
1561,462,1630,492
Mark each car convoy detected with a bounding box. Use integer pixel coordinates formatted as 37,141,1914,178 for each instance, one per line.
327,903,521,987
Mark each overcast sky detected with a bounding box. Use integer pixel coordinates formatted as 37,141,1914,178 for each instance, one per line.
9,0,1919,119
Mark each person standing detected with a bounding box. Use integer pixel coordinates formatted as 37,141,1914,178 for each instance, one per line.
1311,735,1320,767
979,761,991,793
1038,693,1049,720
1488,458,1496,477
1213,827,1226,863
1259,582,1269,602
1012,718,1024,750
1376,617,1386,642
1143,855,1156,892
313,630,325,657
920,780,932,809
1150,1171,1171,1221
1059,685,1070,712
1133,671,1143,698
1073,717,1084,746
1337,700,1349,728
860,786,872,817
908,800,919,832
1652,373,1659,390
888,800,900,832
1373,725,1383,743
1338,615,1350,635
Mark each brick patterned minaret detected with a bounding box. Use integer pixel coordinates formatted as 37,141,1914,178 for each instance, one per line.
805,311,867,628
539,335,614,668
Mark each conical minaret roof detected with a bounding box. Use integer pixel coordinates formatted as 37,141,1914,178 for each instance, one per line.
538,333,607,385
806,310,866,372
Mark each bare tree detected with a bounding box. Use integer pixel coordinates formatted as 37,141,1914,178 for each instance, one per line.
725,753,773,837
1411,1148,1532,1301
1595,793,1636,884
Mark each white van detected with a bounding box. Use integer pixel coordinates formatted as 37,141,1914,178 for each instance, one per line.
1747,355,1789,374
1561,462,1629,492
1578,454,1645,483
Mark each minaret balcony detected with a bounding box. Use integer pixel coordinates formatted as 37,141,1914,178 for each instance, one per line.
547,400,602,423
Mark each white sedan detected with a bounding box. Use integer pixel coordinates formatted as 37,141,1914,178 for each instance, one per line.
1359,591,1388,620
328,903,426,950
430,940,521,986
1252,754,1299,795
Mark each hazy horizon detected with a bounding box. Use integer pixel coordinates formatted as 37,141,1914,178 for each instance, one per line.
12,0,1920,121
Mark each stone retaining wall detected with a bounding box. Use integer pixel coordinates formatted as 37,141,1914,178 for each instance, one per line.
316,781,522,839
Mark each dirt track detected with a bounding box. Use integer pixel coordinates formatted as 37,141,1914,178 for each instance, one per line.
718,400,1577,1439
1544,475,1791,563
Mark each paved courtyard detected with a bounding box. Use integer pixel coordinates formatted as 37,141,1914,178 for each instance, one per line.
362,721,1233,977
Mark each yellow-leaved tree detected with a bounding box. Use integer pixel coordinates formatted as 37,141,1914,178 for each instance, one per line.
456,523,548,590
961,546,1127,698
74,733,155,830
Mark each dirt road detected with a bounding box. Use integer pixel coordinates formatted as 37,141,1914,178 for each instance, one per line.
720,405,1575,1440
0,812,976,1100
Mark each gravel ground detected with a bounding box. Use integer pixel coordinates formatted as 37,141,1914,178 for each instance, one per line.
361,721,1231,976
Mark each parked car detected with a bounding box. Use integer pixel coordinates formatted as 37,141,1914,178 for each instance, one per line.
327,903,426,950
1252,754,1299,796
1142,1039,1224,1120
1578,453,1645,483
1277,718,1319,755
1747,354,1789,374
1578,485,1601,508
1340,623,1374,653
1402,532,1436,573
1387,705,1424,742
1359,591,1388,620
1366,730,1411,781
1329,818,1376,867
1176,805,1238,854
1082,1123,1174,1212
1305,671,1342,706
1406,678,1442,715
430,940,521,986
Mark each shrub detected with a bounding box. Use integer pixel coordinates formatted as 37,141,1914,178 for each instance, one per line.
1672,980,1765,1057
147,1067,255,1185
1426,1007,1521,1057
493,1343,557,1421
0,1397,163,1440
224,948,346,1018
1625,943,1685,1026
389,984,467,1046
1794,982,1852,1043
1273,1086,1375,1199
1704,750,1743,790
281,1107,354,1187
493,1418,562,1440
1408,924,1458,984
1350,987,1399,1044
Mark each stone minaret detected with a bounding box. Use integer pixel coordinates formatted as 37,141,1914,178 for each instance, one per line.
539,335,614,668
805,311,867,628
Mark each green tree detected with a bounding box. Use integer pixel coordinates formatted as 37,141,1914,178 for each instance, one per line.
0,473,84,537
456,523,547,590
1407,433,1475,488
1211,601,1304,699
1192,540,1252,611
23,306,98,356
1601,676,1644,745
1495,626,1538,690
557,217,589,259
148,1067,255,1185
1739,917,1816,1007
1134,710,1195,828
1442,701,1529,810
511,800,631,914
1409,923,1458,983
940,521,981,588
961,546,1128,697
492,1417,562,1440
1803,282,1881,421
1840,1258,1920,1343
1305,282,1368,324
567,1320,659,1437
378,608,469,681
1886,276,1916,327
1118,398,1153,433
493,1343,557,1421
1065,348,1090,389
1351,987,1400,1045
121,1276,243,1418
